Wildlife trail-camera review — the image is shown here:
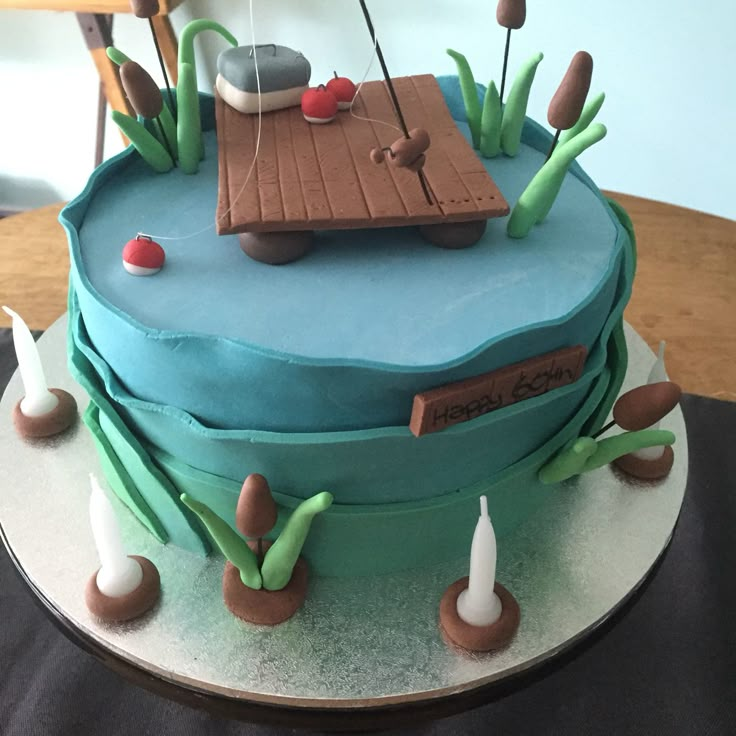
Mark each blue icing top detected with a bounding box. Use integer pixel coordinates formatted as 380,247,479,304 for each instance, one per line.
67,76,624,432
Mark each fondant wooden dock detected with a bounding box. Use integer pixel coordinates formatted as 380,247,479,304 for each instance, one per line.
215,74,509,236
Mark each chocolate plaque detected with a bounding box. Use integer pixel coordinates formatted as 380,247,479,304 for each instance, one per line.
409,345,587,437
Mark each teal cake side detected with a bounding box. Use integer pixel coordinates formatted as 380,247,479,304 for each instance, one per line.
61,79,636,577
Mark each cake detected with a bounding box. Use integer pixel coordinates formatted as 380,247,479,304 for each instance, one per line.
45,7,677,631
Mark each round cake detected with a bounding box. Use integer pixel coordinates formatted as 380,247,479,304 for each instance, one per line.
62,76,634,576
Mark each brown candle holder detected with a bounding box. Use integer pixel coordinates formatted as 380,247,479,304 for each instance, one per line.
12,388,77,439
439,577,520,652
85,555,160,622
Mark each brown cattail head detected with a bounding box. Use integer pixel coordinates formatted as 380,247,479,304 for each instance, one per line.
497,0,526,30
129,0,159,19
236,473,278,539
612,381,682,431
120,61,163,120
547,51,593,130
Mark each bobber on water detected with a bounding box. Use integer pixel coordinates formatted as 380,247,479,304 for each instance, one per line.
439,496,520,652
3,306,77,439
123,234,166,276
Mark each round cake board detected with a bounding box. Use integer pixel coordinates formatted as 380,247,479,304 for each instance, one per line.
0,317,688,727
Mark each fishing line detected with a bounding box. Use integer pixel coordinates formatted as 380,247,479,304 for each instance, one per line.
144,0,262,242
349,33,402,134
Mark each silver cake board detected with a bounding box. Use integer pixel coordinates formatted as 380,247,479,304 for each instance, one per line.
0,317,687,728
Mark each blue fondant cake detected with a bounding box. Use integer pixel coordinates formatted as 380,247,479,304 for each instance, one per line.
61,77,635,576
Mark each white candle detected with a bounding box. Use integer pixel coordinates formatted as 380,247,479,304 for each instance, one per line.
457,496,503,627
3,306,59,417
89,474,143,597
634,340,667,460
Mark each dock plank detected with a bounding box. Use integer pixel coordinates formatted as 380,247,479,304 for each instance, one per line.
274,109,306,223
214,77,508,235
288,106,333,226
410,75,508,215
354,82,440,219
392,75,478,217
309,118,370,222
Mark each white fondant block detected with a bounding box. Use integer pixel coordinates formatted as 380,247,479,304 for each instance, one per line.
215,75,307,114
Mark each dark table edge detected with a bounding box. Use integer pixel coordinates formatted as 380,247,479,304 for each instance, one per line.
1,508,679,733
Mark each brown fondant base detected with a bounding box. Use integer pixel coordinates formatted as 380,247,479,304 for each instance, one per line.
239,230,314,265
613,445,675,480
223,557,308,626
13,388,77,439
85,556,160,622
419,219,487,249
439,578,520,652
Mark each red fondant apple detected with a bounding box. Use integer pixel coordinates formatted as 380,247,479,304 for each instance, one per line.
122,235,165,276
326,71,356,110
301,85,338,124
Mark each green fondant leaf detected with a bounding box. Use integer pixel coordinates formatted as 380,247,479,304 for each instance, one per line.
538,436,598,484
446,49,481,149
506,122,607,239
261,492,333,591
106,46,131,67
177,63,203,174
155,102,179,160
480,81,502,158
500,51,543,157
559,91,605,146
582,430,675,472
178,19,237,87
111,110,174,173
84,403,168,544
180,494,262,589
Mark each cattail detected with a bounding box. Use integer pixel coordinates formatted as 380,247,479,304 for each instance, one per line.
120,61,163,119
612,381,682,432
236,474,278,541
545,51,593,159
548,51,593,131
496,0,526,30
496,0,527,107
129,0,159,19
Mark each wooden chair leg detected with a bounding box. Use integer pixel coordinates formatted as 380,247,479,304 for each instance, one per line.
77,13,133,151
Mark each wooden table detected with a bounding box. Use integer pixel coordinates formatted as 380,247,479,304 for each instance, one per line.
0,195,733,400
0,0,184,164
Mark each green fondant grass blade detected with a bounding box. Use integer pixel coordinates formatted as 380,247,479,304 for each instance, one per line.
507,122,607,238
582,430,676,472
583,319,627,435
180,494,262,589
177,62,202,173
156,102,178,159
538,436,598,484
480,81,502,158
111,111,173,173
261,492,333,591
106,46,131,67
500,51,543,157
84,403,168,544
559,91,605,146
178,19,237,86
446,49,481,148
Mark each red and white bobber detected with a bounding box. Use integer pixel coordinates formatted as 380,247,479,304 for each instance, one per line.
122,234,166,276
301,85,338,124
326,72,356,110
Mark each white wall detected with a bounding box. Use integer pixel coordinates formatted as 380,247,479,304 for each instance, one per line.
1,0,734,219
